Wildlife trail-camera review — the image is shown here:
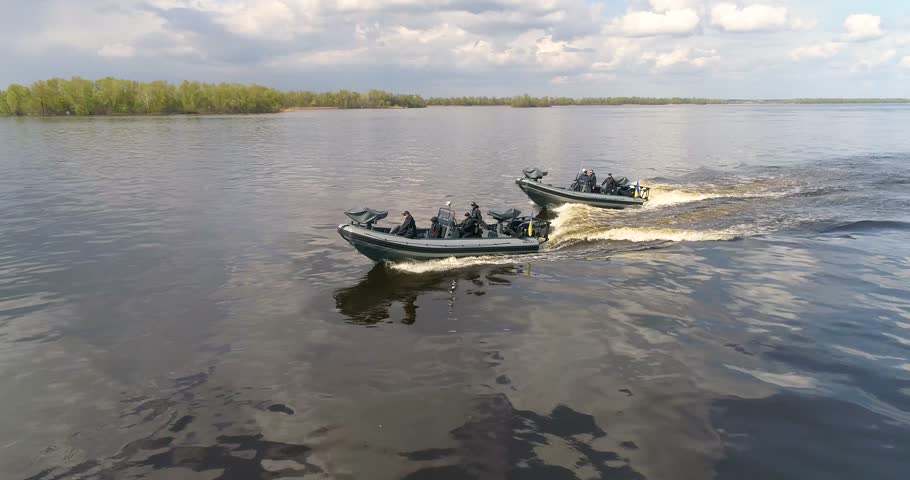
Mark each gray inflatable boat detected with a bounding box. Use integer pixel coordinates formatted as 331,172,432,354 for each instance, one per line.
338,206,550,263
516,168,650,209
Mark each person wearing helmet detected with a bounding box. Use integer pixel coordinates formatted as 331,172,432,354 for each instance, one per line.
469,201,483,223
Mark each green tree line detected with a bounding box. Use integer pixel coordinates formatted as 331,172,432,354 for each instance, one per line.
3,77,908,116
0,78,428,116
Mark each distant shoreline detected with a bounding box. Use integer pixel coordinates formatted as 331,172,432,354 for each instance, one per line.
280,106,338,111
280,105,410,112
2,77,909,116
5,101,910,118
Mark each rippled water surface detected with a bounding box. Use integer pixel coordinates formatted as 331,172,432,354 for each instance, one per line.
2,106,910,480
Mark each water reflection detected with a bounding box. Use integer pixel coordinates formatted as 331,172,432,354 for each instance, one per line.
333,264,515,325
401,393,643,480
26,389,644,480
22,366,326,480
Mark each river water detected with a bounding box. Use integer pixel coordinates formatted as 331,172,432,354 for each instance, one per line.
2,105,909,480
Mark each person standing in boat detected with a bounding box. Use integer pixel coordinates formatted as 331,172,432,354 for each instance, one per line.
586,169,597,193
390,210,417,238
469,202,483,223
602,173,616,194
573,169,588,191
460,212,479,238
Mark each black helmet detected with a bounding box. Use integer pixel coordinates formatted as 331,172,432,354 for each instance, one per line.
431,216,438,222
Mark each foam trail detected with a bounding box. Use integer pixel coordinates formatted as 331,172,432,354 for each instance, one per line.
644,184,723,207
548,203,619,231
642,180,799,208
388,255,535,274
547,227,738,249
545,203,742,249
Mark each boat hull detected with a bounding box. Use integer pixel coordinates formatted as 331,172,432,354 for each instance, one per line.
516,178,645,209
338,224,541,263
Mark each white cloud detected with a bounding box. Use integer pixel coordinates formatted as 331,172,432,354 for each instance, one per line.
151,0,324,41
438,9,567,34
610,8,700,37
97,43,137,58
643,46,718,71
20,1,164,54
589,38,641,71
333,0,572,15
454,29,588,71
551,72,616,84
789,17,817,31
529,33,589,71
649,0,699,12
710,3,815,33
844,14,884,42
711,3,787,32
900,56,910,69
379,24,467,47
454,39,514,67
852,49,895,71
789,41,844,61
211,0,302,40
270,47,371,67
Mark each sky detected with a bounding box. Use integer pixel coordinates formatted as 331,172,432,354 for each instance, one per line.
2,0,909,98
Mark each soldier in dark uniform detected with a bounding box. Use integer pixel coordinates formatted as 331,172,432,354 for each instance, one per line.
469,202,483,223
573,169,588,191
460,212,478,238
602,173,616,194
390,210,417,238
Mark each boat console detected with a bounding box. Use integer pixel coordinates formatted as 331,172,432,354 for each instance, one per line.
435,207,459,239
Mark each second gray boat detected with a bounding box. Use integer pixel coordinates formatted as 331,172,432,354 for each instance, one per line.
516,168,650,209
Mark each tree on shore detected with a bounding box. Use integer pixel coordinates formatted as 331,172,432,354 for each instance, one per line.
510,94,552,107
2,84,31,115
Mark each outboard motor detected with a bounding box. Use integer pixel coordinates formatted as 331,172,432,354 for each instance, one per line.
488,208,522,237
515,216,551,241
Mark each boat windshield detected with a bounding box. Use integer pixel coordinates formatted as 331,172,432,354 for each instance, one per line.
437,208,456,229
